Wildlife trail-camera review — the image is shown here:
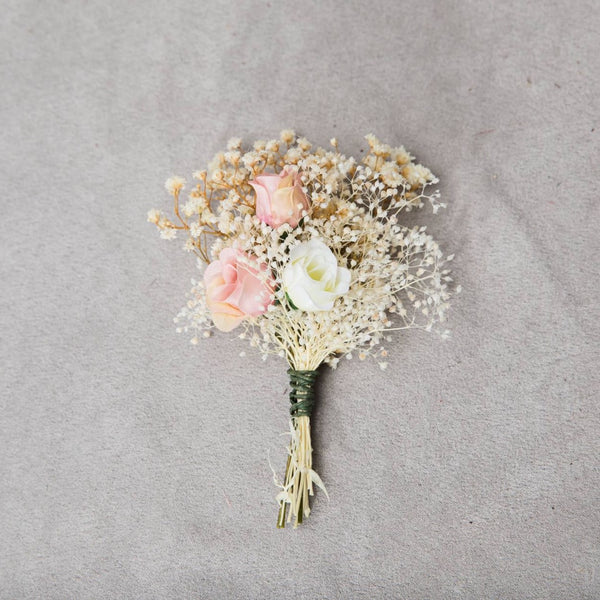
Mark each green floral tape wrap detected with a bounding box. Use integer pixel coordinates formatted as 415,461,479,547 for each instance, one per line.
288,369,318,418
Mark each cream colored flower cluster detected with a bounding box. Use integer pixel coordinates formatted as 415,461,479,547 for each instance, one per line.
151,131,455,370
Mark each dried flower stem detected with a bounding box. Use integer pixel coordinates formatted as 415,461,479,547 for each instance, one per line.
277,415,320,528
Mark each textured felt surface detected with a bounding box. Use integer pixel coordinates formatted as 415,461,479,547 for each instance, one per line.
1,1,599,598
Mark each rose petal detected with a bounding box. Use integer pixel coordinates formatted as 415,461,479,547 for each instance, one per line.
249,180,274,226
210,306,246,332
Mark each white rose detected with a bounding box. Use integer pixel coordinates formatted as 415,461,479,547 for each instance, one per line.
282,239,351,311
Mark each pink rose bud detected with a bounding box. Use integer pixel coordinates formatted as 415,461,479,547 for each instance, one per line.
204,248,274,332
249,167,310,228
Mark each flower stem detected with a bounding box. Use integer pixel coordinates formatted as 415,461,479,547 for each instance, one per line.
276,455,291,529
276,415,316,528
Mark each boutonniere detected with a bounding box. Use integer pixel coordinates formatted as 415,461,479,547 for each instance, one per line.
149,131,457,528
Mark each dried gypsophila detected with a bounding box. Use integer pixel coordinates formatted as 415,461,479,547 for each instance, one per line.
149,131,458,528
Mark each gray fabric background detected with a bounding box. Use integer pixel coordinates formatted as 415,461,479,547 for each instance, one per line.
1,0,598,598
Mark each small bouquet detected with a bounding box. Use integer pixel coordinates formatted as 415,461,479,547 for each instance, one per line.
149,131,456,528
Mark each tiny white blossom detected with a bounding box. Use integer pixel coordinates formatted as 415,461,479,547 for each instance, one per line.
160,228,177,240
165,176,185,195
280,129,295,144
227,137,242,150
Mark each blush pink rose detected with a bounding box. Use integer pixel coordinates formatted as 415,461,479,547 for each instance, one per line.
204,248,274,332
249,167,310,228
